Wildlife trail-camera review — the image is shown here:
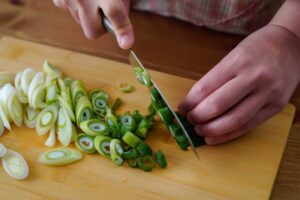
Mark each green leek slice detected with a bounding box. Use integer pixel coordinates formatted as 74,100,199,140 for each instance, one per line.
2,149,29,180
137,156,154,172
119,83,134,93
57,107,73,146
110,139,123,156
154,150,167,168
75,134,96,153
111,153,123,166
38,147,83,166
157,107,174,124
70,80,87,107
31,84,47,109
35,103,59,136
45,126,56,147
57,95,75,122
0,143,7,157
122,131,142,148
80,119,109,136
24,105,39,128
43,61,62,84
75,96,94,125
136,142,152,156
105,108,121,138
111,98,122,112
123,149,138,159
94,135,111,158
92,92,109,116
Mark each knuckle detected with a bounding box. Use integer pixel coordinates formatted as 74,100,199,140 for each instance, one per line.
252,68,273,83
106,5,122,20
227,115,245,131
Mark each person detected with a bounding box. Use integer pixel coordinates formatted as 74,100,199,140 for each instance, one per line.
53,0,300,145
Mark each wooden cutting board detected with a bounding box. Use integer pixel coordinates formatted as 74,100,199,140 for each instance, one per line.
0,36,295,200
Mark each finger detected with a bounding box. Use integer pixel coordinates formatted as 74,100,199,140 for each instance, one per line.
186,74,254,124
77,1,103,39
195,90,268,137
178,66,235,116
100,0,134,49
204,104,281,145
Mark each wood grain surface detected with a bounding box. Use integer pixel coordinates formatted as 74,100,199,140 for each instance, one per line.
0,36,296,200
1,1,300,199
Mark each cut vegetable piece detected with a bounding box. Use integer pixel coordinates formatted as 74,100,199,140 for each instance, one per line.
31,84,47,109
157,107,174,124
57,107,73,146
35,103,59,136
24,105,39,128
105,108,121,138
148,103,156,117
43,61,62,83
0,143,7,157
120,112,136,133
0,84,13,120
46,81,57,104
127,157,138,168
21,68,36,96
122,131,142,148
0,103,11,130
92,92,109,116
140,71,153,87
14,71,22,89
0,118,4,136
154,150,167,168
135,127,148,139
132,110,144,124
119,83,134,93
168,123,183,137
136,142,152,156
28,72,45,106
7,87,23,127
63,77,73,87
150,88,161,102
0,72,14,87
75,96,94,125
122,149,138,159
45,126,56,147
75,134,96,153
110,139,123,156
94,135,111,158
80,119,109,136
111,98,122,112
17,85,28,104
38,147,83,166
137,156,154,172
111,153,123,166
134,67,144,84
2,149,29,180
57,95,75,122
71,80,87,106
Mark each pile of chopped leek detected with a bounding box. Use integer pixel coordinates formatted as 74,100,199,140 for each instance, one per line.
0,61,169,173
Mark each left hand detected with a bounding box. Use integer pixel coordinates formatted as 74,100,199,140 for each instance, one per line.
178,24,300,145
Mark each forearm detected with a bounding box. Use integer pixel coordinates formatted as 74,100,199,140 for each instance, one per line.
270,0,300,39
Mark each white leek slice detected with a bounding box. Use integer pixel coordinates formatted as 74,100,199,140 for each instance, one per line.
14,71,22,89
0,84,13,120
0,143,7,157
21,68,36,96
31,85,46,109
45,126,56,147
35,103,59,136
24,105,40,128
0,72,14,87
0,118,4,136
57,95,75,122
38,147,83,166
15,71,28,103
7,86,23,127
28,72,45,107
0,102,11,130
43,61,62,84
46,82,57,104
57,108,72,146
2,149,29,180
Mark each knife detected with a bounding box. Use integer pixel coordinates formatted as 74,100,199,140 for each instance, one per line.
100,11,205,159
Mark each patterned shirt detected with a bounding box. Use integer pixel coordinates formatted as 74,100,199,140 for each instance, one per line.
131,0,285,35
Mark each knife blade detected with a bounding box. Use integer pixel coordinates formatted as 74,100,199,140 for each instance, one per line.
100,11,205,159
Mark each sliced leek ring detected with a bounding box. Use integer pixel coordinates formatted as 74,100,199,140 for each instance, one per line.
21,68,36,96
75,96,93,125
31,85,47,109
38,147,83,166
46,81,57,104
57,107,73,146
57,95,75,122
94,135,111,158
79,119,109,136
24,105,39,128
7,87,23,127
0,143,7,157
0,103,11,130
0,84,13,120
35,103,59,136
45,126,56,147
75,134,96,153
2,149,29,180
28,72,45,107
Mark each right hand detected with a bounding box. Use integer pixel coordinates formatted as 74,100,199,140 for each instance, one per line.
53,0,134,49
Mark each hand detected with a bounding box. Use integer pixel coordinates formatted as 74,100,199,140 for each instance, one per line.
53,0,134,49
178,25,300,145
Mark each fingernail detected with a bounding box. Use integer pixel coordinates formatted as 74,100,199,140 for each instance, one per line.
118,33,131,49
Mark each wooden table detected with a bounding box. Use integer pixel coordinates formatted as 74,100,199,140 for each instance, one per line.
0,1,299,199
